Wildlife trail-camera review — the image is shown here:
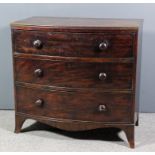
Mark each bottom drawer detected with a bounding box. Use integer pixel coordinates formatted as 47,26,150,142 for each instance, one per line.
16,86,133,123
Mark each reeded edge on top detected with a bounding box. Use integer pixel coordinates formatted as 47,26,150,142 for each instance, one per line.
10,16,143,31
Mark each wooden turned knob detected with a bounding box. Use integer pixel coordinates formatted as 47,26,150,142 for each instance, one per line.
34,69,43,77
33,39,43,49
99,72,107,80
98,105,107,112
99,40,109,51
35,99,44,107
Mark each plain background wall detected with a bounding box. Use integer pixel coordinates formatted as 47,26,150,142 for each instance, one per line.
0,3,154,112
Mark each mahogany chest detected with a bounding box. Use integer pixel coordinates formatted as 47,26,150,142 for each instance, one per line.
11,17,143,148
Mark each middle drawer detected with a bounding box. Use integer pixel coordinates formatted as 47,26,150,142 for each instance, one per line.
15,58,133,89
14,58,133,90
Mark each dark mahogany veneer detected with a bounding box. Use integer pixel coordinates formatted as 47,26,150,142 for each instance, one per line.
11,17,143,148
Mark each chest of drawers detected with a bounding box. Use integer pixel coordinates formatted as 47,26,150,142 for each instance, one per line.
11,17,143,148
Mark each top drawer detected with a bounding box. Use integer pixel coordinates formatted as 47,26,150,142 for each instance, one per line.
12,30,135,58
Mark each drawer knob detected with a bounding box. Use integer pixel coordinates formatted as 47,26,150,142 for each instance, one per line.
33,39,43,49
35,99,44,107
99,40,109,51
99,72,107,80
98,104,107,112
34,69,43,77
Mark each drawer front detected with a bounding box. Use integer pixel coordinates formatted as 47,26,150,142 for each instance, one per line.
15,58,133,90
13,30,134,58
16,86,133,123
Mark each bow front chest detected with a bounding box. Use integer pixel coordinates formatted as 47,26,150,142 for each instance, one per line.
11,17,143,148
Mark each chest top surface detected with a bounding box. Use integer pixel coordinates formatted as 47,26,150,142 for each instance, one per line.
11,16,142,30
